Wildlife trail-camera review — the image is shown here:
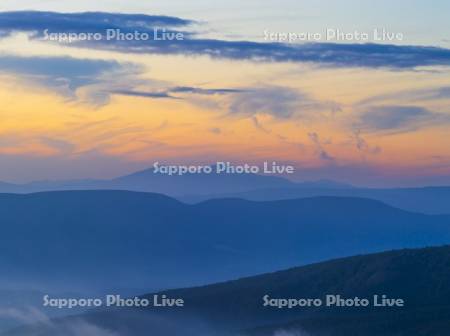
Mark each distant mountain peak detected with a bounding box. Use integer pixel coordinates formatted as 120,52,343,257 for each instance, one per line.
295,179,354,189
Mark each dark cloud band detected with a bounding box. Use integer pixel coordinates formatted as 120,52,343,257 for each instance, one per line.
2,11,450,69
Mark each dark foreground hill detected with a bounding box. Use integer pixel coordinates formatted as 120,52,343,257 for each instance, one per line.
1,190,450,292
6,246,450,336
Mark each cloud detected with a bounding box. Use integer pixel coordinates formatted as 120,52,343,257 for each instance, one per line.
0,133,76,156
308,132,335,162
358,86,450,105
39,137,76,155
0,54,116,76
111,89,174,99
170,86,244,95
2,11,450,69
0,10,193,34
154,120,169,132
251,116,271,133
229,86,333,120
111,86,243,100
230,86,303,119
0,54,243,106
0,55,311,121
0,54,121,88
277,134,305,151
155,85,338,121
208,127,221,134
0,54,137,104
356,105,450,133
350,129,381,155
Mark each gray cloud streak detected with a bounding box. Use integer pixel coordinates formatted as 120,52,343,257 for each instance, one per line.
2,11,450,69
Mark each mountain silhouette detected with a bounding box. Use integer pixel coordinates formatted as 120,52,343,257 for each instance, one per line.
1,190,450,292
182,185,450,215
0,167,449,214
111,166,295,195
0,167,296,195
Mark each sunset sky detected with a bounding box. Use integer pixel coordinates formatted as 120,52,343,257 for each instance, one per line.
0,1,449,186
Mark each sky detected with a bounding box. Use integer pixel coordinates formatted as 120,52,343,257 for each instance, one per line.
0,1,449,186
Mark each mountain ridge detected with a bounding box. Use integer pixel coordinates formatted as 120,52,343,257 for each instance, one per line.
1,190,450,292
0,167,449,214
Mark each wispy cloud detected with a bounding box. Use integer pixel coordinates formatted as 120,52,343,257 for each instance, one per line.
171,86,244,95
358,86,450,105
228,85,337,120
111,86,243,100
230,86,305,119
208,127,222,134
0,54,243,106
308,132,335,162
0,54,122,90
39,137,76,155
251,116,271,133
350,129,381,155
111,89,174,99
0,54,140,105
356,105,450,133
